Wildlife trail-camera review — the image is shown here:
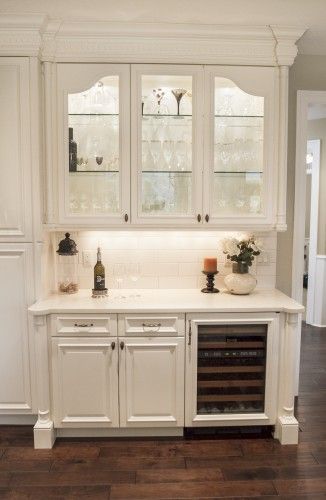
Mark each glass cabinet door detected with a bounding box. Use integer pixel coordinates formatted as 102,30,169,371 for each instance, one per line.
131,65,203,224
56,64,130,224
204,66,276,227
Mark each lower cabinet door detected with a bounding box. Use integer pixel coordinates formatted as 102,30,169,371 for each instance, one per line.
52,337,119,427
119,337,185,427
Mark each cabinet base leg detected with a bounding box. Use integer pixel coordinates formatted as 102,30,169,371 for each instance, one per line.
34,420,56,449
274,416,299,444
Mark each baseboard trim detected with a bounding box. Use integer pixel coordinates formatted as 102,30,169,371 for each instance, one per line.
56,427,184,438
0,415,37,425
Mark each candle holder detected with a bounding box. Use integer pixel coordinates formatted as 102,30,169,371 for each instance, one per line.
201,271,219,293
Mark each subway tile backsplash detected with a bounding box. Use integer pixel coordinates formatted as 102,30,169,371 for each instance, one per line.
49,231,277,292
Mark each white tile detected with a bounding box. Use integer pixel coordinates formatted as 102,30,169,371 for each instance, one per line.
158,276,198,289
179,262,201,276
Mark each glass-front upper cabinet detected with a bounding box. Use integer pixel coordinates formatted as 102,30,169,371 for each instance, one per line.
131,65,203,225
203,66,276,227
56,64,130,225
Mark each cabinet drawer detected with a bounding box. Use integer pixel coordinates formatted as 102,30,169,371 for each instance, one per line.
118,314,185,337
50,314,117,337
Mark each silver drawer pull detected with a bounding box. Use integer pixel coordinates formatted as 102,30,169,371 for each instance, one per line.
142,322,161,332
74,323,94,328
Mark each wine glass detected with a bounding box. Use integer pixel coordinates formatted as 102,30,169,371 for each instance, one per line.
113,263,126,299
126,263,141,298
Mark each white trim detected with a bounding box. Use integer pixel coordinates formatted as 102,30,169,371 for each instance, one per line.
0,15,305,66
306,140,320,325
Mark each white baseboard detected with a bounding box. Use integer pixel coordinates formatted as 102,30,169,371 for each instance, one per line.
0,415,37,425
56,427,184,438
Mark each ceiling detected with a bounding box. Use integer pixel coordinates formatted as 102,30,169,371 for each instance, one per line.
1,0,326,54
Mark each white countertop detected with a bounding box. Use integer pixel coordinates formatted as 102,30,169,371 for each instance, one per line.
29,288,304,315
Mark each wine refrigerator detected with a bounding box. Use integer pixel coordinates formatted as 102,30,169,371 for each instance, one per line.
185,315,279,427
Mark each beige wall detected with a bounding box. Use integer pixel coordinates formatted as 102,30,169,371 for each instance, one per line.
276,55,326,295
307,118,326,254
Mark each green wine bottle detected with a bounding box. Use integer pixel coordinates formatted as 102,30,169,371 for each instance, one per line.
94,247,105,290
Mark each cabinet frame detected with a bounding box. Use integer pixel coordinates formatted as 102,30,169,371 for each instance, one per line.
129,64,204,225
185,313,279,427
203,65,278,228
55,63,131,226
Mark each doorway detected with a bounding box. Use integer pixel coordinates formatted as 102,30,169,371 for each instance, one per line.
292,91,326,393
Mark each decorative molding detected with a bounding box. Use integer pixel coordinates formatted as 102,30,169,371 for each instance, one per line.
270,26,307,66
0,14,47,56
0,15,306,66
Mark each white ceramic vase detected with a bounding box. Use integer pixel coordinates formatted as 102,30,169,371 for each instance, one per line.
224,262,257,295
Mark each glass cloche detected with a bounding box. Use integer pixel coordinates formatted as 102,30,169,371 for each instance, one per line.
56,233,79,294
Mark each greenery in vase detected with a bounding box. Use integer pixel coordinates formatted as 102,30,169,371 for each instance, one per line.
222,235,263,267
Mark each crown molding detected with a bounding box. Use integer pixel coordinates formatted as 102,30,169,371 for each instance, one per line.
270,26,307,66
0,16,306,66
0,14,47,56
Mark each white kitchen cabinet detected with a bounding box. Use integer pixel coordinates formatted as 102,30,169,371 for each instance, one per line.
45,62,284,230
51,337,119,427
131,64,203,225
119,337,185,427
0,244,34,413
203,66,277,228
0,58,33,241
50,63,130,226
185,313,279,427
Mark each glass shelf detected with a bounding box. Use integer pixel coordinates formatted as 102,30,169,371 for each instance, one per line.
214,171,263,175
215,115,264,118
69,113,119,116
142,170,192,174
69,170,119,174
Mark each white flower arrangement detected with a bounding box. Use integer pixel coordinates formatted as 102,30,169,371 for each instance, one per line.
222,235,263,267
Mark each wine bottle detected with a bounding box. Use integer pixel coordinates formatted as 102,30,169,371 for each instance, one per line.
94,247,105,290
69,127,77,172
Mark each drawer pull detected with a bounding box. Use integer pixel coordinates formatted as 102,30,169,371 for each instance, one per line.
120,341,125,350
74,323,94,328
142,322,161,333
111,341,116,350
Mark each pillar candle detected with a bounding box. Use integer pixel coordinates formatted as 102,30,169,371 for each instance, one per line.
203,257,217,273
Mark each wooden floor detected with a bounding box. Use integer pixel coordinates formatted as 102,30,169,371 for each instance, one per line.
0,323,325,499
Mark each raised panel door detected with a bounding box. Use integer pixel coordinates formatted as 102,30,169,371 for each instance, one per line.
0,58,32,241
119,337,185,426
52,337,119,427
0,244,33,412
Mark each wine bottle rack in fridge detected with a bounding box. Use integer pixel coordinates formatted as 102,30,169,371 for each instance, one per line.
196,323,267,415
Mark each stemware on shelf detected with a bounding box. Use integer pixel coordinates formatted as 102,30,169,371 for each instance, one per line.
171,88,187,115
126,263,141,298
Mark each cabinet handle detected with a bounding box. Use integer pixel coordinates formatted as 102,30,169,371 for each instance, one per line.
111,341,116,350
188,320,192,346
142,322,161,333
120,341,125,350
205,214,209,223
74,323,94,328
124,213,129,222
197,214,201,223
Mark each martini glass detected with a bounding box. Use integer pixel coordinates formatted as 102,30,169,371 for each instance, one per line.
171,88,187,116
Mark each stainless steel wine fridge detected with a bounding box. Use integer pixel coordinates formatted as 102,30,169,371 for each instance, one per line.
185,314,279,427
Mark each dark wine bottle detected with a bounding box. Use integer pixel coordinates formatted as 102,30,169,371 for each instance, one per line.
69,127,77,172
94,247,105,290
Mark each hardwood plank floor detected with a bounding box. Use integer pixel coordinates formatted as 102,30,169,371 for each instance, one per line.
0,322,325,499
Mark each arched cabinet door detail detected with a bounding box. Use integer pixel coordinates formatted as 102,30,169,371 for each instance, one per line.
55,63,130,226
203,66,277,228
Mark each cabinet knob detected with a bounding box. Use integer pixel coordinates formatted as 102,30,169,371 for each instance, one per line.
124,214,129,222
205,214,209,223
197,214,201,223
120,341,125,350
111,341,116,350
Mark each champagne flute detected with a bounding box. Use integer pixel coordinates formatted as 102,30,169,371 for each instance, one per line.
126,263,141,298
113,263,126,299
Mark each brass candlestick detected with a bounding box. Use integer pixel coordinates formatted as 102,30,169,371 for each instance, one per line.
201,271,219,293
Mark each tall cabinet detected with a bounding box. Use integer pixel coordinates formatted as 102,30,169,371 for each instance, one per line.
0,57,38,417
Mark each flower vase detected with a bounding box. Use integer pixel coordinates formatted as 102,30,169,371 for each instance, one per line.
224,262,257,295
